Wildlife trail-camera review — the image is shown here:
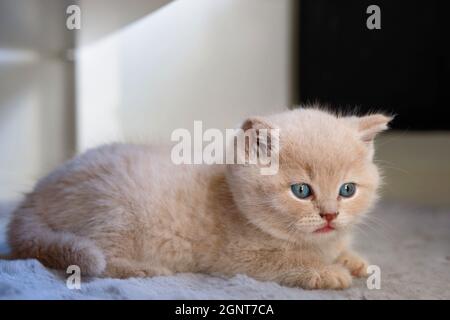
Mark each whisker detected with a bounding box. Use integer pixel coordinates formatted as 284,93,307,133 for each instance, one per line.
363,214,395,232
356,220,395,242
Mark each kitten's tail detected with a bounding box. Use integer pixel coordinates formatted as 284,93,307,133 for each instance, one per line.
6,204,106,276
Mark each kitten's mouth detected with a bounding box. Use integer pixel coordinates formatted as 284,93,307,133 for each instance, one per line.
314,224,335,233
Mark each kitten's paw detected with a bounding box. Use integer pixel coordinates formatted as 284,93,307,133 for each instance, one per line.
106,266,172,279
104,258,173,279
127,266,172,278
336,252,369,278
304,264,352,290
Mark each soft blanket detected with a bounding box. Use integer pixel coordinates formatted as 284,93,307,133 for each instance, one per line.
0,201,449,299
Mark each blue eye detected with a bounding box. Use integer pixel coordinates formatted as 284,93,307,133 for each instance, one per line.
339,183,356,198
291,183,312,199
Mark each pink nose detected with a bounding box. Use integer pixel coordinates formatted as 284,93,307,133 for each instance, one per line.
320,212,339,222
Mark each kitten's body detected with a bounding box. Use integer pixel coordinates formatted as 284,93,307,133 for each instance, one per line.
5,108,391,289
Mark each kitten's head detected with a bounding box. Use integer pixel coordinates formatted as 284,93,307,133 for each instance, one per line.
226,107,392,243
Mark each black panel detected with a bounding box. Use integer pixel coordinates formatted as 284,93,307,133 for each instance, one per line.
299,0,450,130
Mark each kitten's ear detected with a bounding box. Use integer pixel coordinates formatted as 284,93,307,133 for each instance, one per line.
241,117,273,131
240,117,279,160
346,114,393,144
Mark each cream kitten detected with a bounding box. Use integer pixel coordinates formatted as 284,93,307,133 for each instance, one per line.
4,107,391,289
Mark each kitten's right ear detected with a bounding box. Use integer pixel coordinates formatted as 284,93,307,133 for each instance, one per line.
345,113,394,144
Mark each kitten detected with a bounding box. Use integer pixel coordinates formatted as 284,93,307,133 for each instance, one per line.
4,107,391,289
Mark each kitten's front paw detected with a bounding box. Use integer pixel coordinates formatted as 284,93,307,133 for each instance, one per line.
336,252,369,278
305,264,352,290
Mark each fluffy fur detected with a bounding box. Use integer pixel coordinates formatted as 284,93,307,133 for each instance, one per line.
4,107,391,289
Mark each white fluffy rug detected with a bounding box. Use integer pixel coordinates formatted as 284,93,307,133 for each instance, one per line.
0,201,449,300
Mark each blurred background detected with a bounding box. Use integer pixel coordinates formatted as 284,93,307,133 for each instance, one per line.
0,0,449,207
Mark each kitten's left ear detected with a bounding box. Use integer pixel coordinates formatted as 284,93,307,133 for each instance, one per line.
239,117,279,161
346,113,394,144
242,117,278,153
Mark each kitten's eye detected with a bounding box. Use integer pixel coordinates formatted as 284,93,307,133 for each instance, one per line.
291,183,312,199
339,183,356,198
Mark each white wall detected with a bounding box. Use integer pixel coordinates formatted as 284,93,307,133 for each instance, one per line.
0,0,75,202
76,0,293,150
